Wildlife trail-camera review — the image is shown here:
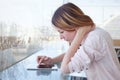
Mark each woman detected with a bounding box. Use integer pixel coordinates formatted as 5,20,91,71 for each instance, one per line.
37,2,120,80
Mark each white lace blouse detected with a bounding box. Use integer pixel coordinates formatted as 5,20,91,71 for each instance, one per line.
68,27,120,80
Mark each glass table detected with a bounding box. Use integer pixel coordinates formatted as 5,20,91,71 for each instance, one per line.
1,46,119,80
0,49,86,80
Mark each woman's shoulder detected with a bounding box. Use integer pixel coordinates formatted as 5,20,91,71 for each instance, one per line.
89,27,109,36
81,27,111,47
81,27,102,44
85,27,111,43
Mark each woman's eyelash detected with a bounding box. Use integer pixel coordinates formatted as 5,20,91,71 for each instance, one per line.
60,31,63,33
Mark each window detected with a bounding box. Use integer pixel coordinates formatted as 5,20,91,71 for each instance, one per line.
0,0,64,71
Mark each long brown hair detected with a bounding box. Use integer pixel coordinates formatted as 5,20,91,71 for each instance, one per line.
52,2,94,31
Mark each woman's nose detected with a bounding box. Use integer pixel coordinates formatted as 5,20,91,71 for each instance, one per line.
60,35,64,39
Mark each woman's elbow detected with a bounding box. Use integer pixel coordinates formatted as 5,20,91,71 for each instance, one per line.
60,66,70,74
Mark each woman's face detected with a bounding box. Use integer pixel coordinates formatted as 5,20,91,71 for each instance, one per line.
56,27,77,43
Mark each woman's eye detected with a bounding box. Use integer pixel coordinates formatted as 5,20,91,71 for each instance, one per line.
60,31,64,33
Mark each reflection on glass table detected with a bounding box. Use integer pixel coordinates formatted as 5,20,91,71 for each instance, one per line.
0,49,87,80
0,36,43,71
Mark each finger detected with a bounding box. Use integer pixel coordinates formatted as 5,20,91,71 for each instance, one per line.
38,56,46,64
44,56,49,60
37,56,42,63
38,58,44,65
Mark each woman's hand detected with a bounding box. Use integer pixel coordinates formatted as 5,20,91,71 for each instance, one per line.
76,25,95,37
37,56,53,67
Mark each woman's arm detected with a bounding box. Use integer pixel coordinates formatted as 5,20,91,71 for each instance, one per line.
61,26,93,73
52,53,65,63
37,53,65,66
